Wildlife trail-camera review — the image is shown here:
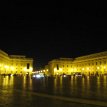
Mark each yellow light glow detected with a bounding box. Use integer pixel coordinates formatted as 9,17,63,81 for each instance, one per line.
24,67,27,71
54,68,57,71
11,66,14,71
4,65,8,69
30,67,33,71
87,67,89,70
97,67,99,69
56,73,59,75
59,68,62,71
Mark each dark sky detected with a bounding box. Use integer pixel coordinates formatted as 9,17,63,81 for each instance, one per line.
0,1,107,69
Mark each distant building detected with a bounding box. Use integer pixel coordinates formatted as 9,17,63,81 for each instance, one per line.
46,51,107,76
46,58,73,76
0,49,33,75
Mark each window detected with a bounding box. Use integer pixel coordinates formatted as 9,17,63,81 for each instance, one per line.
27,63,30,69
96,62,97,65
56,64,59,70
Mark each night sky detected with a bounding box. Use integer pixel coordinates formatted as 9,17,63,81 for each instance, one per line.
0,1,107,69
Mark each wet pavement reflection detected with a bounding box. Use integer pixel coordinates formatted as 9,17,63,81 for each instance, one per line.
0,75,107,107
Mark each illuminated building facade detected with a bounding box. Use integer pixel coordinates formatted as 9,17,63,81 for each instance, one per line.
47,58,73,76
0,50,33,75
46,51,107,76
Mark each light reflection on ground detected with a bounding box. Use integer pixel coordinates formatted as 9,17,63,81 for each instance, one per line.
0,75,107,107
